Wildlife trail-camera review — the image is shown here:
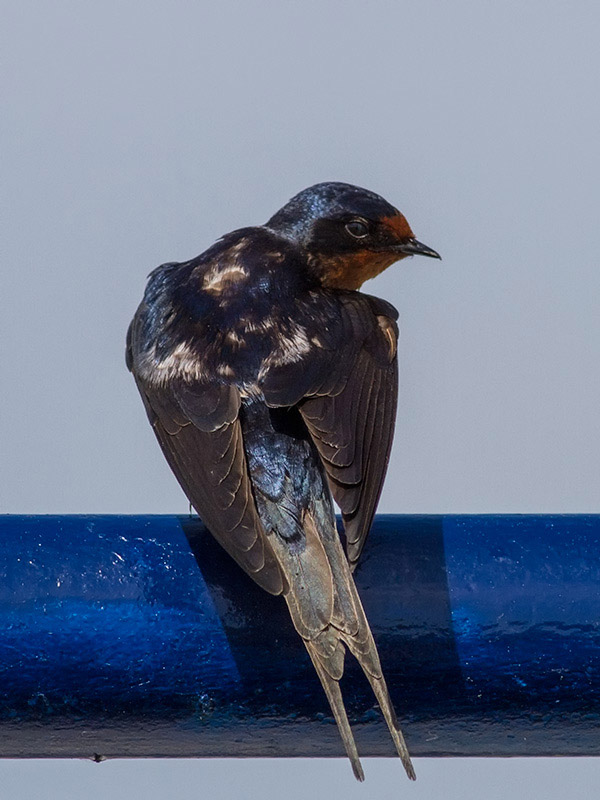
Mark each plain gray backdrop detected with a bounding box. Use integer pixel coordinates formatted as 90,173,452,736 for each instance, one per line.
2,0,599,797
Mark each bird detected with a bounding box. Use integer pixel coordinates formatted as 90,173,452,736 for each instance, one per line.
126,181,440,781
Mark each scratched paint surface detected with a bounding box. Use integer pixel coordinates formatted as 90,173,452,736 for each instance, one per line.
0,516,239,719
443,515,600,709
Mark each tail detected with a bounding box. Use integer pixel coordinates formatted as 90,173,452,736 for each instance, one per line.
301,573,415,782
241,400,414,780
304,639,365,781
274,507,416,782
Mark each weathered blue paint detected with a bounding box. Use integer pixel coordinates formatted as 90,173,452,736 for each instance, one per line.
0,516,239,710
443,515,600,708
0,514,599,759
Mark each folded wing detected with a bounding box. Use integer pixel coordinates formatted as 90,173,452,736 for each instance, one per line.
261,292,399,568
127,319,285,596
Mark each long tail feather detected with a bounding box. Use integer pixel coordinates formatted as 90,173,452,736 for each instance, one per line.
342,586,417,780
305,641,365,782
364,671,416,780
279,511,416,782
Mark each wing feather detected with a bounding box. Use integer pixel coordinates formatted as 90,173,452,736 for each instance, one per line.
262,293,398,569
131,370,285,595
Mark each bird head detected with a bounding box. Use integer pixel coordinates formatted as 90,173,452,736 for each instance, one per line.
266,182,440,290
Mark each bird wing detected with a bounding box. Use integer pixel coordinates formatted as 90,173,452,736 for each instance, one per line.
261,292,399,569
126,320,285,596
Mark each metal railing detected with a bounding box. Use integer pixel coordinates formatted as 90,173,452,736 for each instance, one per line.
1,514,598,759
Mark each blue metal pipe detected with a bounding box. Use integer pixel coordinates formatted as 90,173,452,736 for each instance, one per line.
1,514,599,759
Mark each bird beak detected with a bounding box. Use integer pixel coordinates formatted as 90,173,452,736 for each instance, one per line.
394,238,441,259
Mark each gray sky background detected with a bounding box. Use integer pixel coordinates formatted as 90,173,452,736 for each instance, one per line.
2,1,599,797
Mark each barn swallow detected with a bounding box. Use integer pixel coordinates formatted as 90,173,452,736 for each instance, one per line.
126,182,440,781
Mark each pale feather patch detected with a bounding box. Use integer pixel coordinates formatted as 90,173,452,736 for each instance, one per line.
239,382,264,400
258,322,311,380
241,317,275,333
281,323,311,361
202,242,250,294
140,341,206,385
203,262,249,293
225,329,246,347
377,316,397,361
217,363,235,378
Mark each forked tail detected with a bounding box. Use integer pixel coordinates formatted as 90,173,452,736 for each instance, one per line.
242,400,414,781
279,510,415,782
297,579,415,782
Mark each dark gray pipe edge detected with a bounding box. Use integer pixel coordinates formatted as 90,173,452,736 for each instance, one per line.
1,514,599,759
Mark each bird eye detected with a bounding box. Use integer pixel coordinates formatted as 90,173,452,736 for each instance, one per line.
345,219,369,239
